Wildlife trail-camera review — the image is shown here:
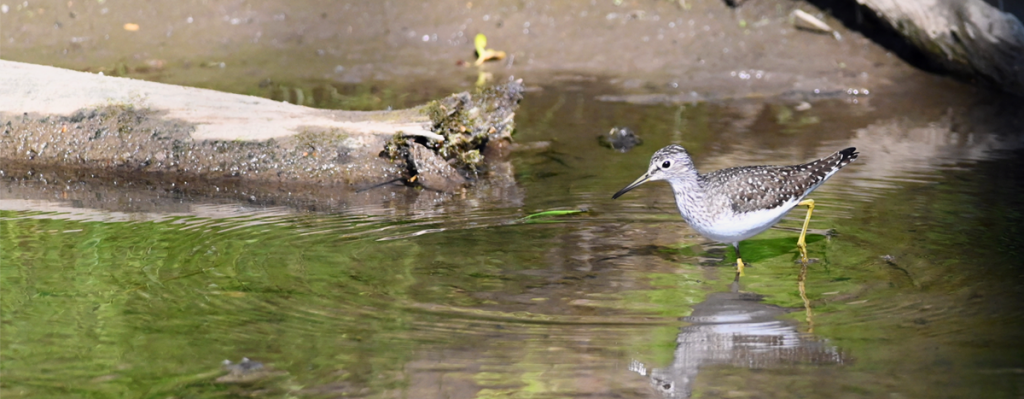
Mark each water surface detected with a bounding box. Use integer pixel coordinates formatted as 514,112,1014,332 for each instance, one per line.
4,80,1024,398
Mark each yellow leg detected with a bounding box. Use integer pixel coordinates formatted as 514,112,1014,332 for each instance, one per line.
733,243,745,277
797,199,815,263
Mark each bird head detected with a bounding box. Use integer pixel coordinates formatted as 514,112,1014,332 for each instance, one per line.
612,144,695,199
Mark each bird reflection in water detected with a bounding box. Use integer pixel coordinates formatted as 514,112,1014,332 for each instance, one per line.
630,269,844,398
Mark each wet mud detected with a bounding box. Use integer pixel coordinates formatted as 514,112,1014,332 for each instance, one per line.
2,0,935,105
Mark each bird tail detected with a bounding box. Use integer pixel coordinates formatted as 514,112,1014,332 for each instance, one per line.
837,147,859,167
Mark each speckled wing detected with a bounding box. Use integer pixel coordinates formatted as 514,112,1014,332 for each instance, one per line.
702,148,859,214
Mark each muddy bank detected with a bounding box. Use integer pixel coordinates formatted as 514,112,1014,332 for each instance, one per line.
1,0,937,103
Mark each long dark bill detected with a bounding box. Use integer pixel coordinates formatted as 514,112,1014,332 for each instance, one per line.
612,173,650,199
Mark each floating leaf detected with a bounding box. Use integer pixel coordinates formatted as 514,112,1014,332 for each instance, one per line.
522,209,588,222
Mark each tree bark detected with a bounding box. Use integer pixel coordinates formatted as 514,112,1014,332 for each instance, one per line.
856,0,1024,95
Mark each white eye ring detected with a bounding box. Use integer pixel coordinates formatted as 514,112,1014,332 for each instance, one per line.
661,160,672,169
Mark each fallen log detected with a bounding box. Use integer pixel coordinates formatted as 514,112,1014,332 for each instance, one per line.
0,61,523,205
838,0,1024,96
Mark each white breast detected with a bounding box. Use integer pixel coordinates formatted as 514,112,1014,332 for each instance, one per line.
680,198,801,244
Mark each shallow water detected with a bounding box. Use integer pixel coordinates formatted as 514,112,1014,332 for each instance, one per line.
4,78,1024,398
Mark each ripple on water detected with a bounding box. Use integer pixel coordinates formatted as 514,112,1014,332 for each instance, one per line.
5,84,1024,397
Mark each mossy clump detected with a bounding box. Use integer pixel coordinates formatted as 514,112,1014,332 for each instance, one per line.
383,78,523,175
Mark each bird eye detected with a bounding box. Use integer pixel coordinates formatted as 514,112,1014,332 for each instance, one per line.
661,160,672,169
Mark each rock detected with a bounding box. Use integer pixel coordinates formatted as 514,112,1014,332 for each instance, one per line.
598,127,643,152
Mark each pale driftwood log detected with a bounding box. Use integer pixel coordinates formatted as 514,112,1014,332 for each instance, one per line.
855,0,1024,95
0,60,522,197
0,60,434,143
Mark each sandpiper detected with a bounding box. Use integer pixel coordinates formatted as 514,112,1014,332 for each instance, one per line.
613,145,858,275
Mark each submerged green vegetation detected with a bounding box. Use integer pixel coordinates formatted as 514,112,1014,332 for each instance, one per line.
0,210,690,397
4,84,1024,398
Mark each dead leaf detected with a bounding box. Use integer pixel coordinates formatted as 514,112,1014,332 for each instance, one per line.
473,33,506,66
